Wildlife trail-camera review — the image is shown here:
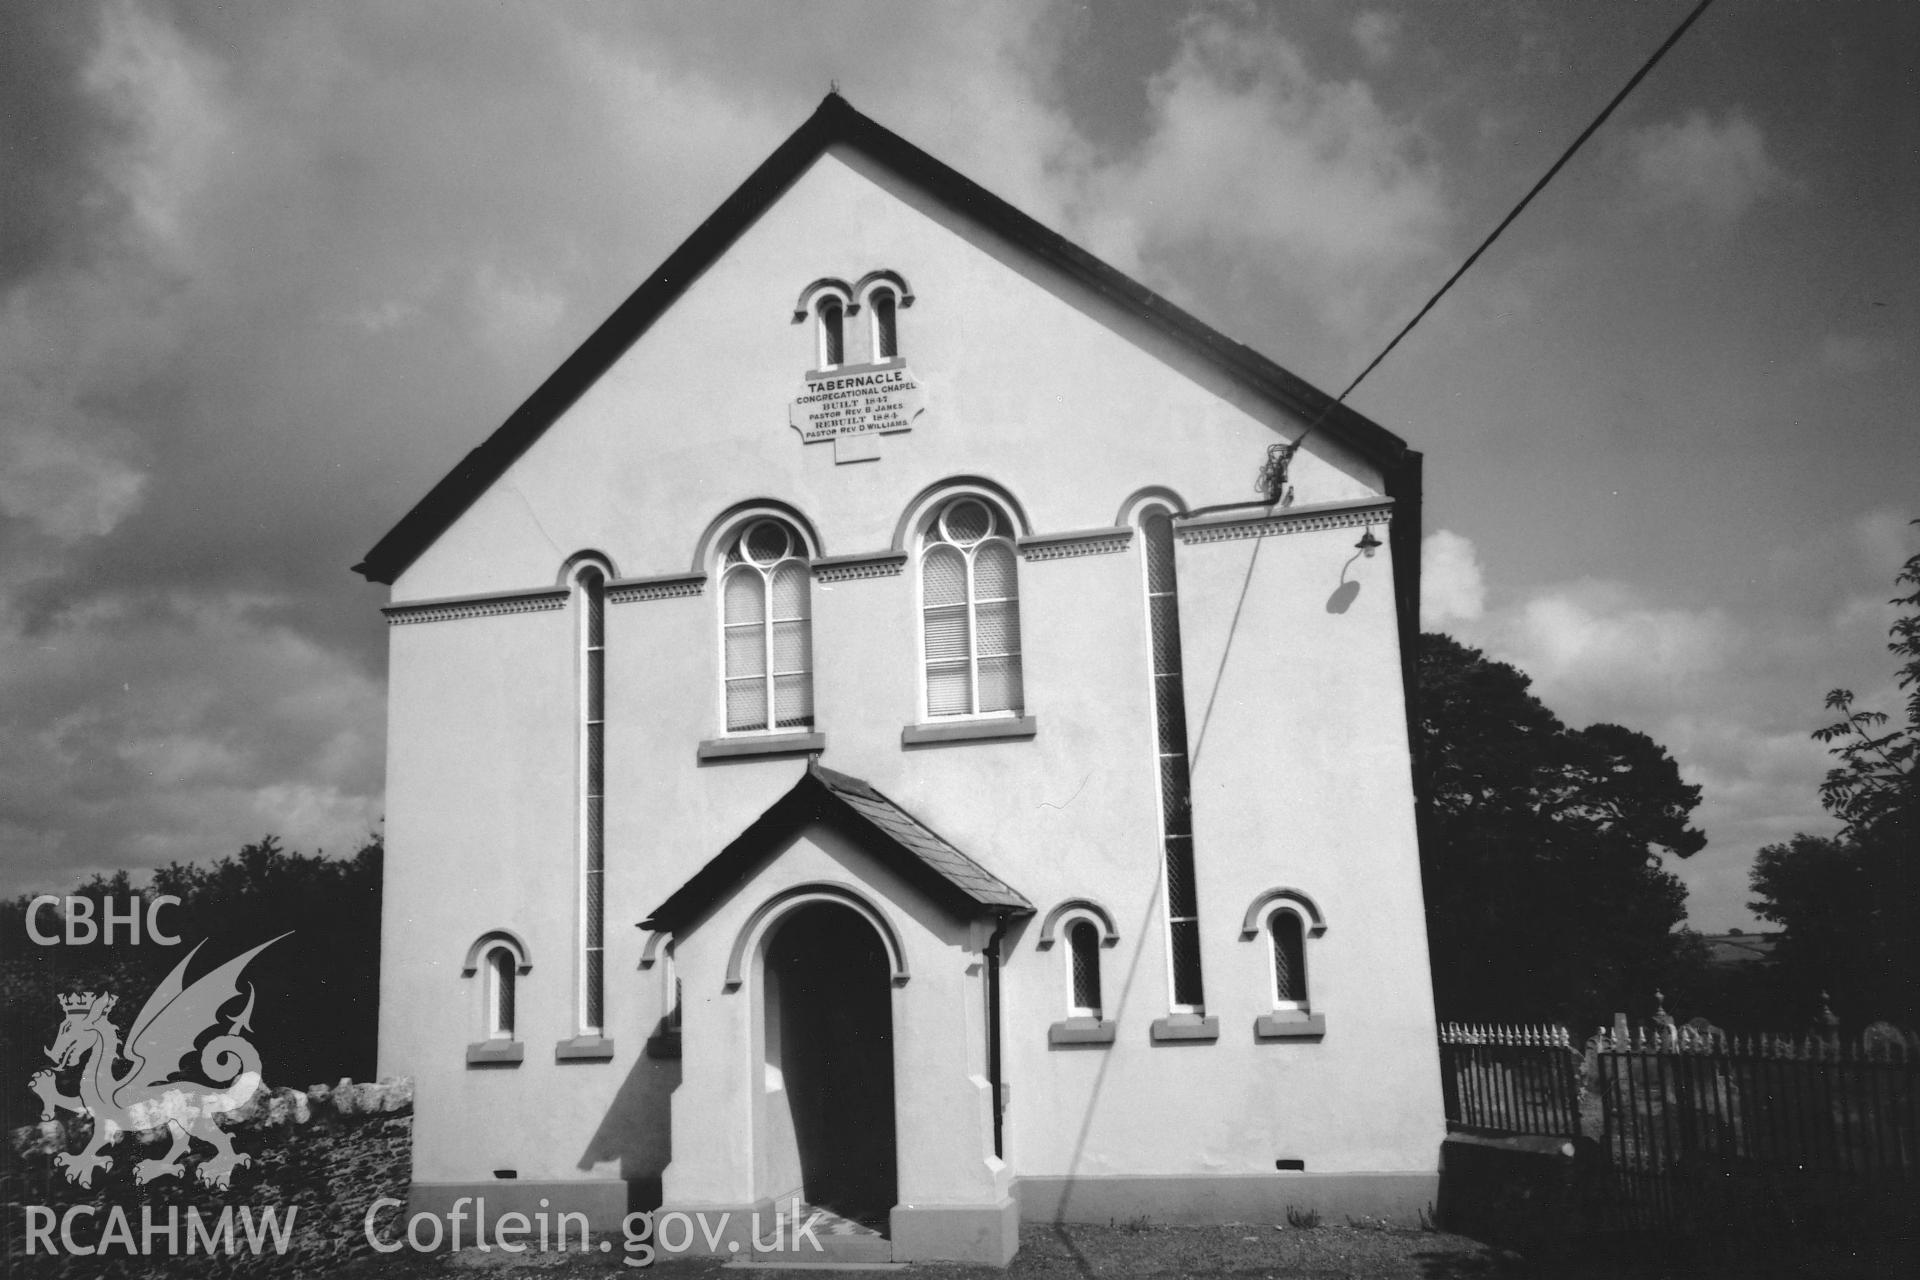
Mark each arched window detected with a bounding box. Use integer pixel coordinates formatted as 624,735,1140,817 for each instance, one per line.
573,562,607,1039
870,287,899,361
1139,504,1204,1013
1041,902,1116,1044
486,945,517,1038
817,297,845,369
1240,888,1325,1040
722,518,813,733
921,496,1022,717
1269,909,1307,1009
463,930,530,1064
1068,920,1103,1018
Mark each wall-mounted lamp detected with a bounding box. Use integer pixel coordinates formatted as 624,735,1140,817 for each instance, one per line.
1355,528,1382,558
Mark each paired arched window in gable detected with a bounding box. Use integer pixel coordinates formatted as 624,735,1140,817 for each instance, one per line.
720,517,815,733
919,494,1024,718
816,295,846,369
869,286,899,361
795,272,912,371
856,273,910,363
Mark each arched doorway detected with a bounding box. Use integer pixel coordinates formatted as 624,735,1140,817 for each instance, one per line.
763,901,897,1228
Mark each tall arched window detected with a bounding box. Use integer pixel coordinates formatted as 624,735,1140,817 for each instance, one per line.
1139,505,1204,1012
722,518,813,733
921,496,1022,717
572,562,607,1038
870,287,899,361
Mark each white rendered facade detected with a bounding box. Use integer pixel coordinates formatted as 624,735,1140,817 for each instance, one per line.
363,96,1443,1265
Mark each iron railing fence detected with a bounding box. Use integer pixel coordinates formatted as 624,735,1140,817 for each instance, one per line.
1438,1020,1920,1232
1438,1023,1582,1137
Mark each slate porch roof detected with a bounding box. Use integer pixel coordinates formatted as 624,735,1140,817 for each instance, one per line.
641,760,1032,934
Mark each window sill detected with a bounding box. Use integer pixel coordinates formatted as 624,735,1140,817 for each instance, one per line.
1049,1017,1117,1046
555,1035,615,1062
697,731,825,761
1255,1012,1326,1040
1150,1014,1220,1043
901,716,1037,747
466,1040,524,1066
646,1030,682,1060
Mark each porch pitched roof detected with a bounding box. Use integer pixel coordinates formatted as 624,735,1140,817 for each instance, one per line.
641,761,1032,932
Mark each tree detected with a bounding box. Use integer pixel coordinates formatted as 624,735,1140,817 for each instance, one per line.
1416,633,1706,1028
1,834,383,1127
1750,527,1919,1027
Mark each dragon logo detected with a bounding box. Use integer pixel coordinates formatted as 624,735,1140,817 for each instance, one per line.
29,934,285,1189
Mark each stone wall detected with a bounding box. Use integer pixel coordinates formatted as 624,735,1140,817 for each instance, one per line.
5,1078,411,1278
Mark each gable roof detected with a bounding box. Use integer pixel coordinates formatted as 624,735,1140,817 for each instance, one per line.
641,760,1032,933
351,91,1421,587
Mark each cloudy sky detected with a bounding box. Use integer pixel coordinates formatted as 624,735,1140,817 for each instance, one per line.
3,0,1914,931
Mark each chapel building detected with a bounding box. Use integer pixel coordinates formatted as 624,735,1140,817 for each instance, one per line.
357,93,1443,1266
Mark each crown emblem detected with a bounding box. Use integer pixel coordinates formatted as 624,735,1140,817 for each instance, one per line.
59,992,98,1013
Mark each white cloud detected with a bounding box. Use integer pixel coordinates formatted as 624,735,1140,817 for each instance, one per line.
82,0,233,268
1625,110,1785,223
1077,11,1446,335
1497,581,1733,715
1351,12,1400,67
0,427,147,541
1421,529,1485,625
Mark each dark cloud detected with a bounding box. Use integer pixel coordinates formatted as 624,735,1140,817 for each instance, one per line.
0,1,129,288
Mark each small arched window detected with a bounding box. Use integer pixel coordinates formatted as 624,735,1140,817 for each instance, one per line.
722,518,814,733
870,287,899,361
1269,910,1307,1010
921,496,1022,717
1068,920,1103,1018
464,930,530,1064
486,946,517,1038
817,297,845,369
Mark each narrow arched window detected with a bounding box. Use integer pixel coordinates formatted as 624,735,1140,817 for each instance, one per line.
1068,920,1103,1018
573,563,607,1037
486,946,517,1039
817,298,845,369
722,518,813,733
1270,910,1307,1009
464,931,529,1064
1140,505,1204,1012
871,287,899,361
665,942,683,1033
921,496,1022,717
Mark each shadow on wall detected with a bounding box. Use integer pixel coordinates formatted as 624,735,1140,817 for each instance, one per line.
1325,580,1361,614
577,1040,680,1210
